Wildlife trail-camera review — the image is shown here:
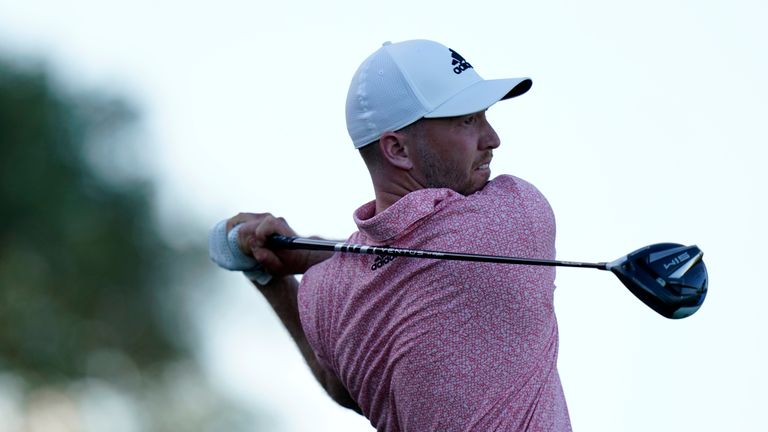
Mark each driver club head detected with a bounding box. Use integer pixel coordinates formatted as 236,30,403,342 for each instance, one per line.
607,243,708,319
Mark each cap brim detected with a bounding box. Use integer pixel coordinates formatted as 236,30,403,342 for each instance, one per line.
424,77,532,118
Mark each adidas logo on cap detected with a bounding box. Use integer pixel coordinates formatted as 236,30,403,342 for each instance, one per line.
450,48,473,75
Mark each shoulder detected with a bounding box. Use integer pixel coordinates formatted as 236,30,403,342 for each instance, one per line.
488,175,554,220
452,175,556,253
480,174,545,199
464,175,552,215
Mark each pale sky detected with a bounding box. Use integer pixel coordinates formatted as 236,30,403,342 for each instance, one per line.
1,1,766,431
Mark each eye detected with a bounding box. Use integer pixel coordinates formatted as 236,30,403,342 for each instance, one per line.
462,114,476,126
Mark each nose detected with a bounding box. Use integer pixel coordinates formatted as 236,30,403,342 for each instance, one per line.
478,114,501,150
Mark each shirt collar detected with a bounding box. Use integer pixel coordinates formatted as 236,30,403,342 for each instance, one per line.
353,188,458,243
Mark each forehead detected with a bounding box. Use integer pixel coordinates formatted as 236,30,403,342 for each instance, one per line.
422,110,485,129
432,109,485,122
423,114,462,128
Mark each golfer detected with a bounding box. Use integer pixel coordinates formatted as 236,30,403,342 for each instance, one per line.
210,39,571,431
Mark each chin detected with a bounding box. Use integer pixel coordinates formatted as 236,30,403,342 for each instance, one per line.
466,172,491,194
457,180,488,196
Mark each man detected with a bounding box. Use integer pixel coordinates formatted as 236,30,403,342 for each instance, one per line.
210,39,571,431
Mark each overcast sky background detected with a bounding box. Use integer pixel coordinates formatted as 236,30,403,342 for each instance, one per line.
1,1,766,431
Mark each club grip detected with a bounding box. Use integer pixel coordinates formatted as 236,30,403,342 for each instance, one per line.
267,234,297,249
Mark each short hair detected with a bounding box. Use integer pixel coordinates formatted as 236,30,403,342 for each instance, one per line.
358,119,425,167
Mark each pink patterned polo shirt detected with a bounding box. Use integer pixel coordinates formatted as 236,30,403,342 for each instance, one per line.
298,175,571,431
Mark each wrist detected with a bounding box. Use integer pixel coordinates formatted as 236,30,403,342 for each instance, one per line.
243,265,273,285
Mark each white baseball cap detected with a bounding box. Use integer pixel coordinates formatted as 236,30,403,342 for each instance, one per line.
345,39,532,149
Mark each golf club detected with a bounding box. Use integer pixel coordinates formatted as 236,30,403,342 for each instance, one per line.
268,235,708,319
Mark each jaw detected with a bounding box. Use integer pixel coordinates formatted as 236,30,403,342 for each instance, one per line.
462,165,492,195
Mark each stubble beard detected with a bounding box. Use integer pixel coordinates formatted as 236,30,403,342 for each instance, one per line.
413,140,484,196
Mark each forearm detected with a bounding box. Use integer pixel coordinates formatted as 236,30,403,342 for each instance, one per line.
294,245,335,274
209,213,358,411
252,275,361,413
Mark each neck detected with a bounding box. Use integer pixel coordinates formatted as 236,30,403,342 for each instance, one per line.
373,189,405,215
369,170,425,215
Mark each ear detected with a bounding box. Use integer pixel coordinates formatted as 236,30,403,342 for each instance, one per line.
378,131,413,170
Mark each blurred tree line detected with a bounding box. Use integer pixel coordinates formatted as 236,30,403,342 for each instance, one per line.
0,55,268,430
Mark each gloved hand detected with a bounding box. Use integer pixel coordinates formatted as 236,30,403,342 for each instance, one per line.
208,219,272,285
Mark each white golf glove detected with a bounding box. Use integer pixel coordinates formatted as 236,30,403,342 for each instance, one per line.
208,219,272,285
